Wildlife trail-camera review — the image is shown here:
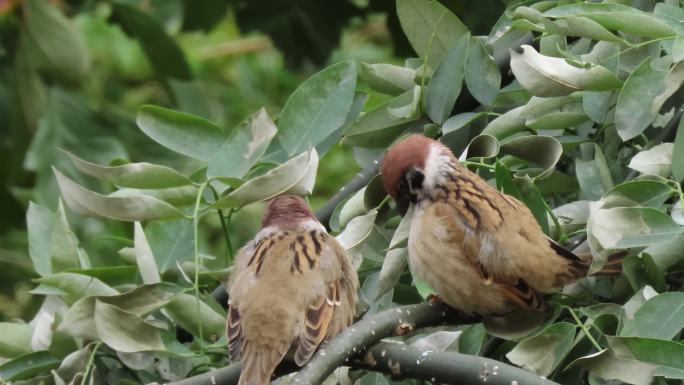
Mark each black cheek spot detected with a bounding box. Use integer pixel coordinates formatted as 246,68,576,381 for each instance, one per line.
410,170,424,190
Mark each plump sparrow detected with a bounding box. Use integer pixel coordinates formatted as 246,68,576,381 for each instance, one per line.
227,195,358,385
381,134,602,315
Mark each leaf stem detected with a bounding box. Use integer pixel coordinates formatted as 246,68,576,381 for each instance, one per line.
80,342,101,385
209,185,235,265
193,182,208,355
461,160,496,170
567,306,602,351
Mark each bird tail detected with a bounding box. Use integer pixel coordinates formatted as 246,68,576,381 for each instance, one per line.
237,344,287,385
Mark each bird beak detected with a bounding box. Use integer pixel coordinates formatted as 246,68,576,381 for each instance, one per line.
395,195,410,216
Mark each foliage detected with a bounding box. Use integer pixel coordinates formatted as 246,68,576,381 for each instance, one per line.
1,0,684,384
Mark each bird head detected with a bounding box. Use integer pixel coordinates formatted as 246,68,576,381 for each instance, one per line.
261,195,317,230
381,135,454,215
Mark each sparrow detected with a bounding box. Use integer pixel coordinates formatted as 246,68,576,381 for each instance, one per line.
226,195,358,385
381,134,611,315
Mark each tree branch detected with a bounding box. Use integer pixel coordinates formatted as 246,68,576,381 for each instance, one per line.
290,302,479,384
354,341,559,385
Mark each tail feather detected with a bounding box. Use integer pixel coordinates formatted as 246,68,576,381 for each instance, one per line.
237,344,287,385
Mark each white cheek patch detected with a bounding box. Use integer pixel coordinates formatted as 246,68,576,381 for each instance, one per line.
420,144,455,199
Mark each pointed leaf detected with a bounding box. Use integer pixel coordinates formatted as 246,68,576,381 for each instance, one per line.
466,38,501,106
425,34,469,124
94,300,164,352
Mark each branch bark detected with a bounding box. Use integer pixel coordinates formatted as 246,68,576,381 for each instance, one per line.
354,341,559,385
289,302,479,384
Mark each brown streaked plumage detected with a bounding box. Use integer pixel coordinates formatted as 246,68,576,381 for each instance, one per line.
227,195,358,385
381,135,605,315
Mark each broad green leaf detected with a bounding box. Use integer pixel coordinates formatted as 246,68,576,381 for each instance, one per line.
481,106,527,139
510,45,621,97
583,91,614,124
34,272,118,305
396,0,469,68
544,3,679,38
628,143,674,177
59,283,183,340
336,210,378,254
525,104,589,131
572,349,656,385
616,61,684,141
65,267,136,287
375,213,412,299
506,322,576,376
344,89,419,147
65,151,192,189
0,351,60,381
134,222,160,284
278,61,357,156
336,188,368,231
608,336,684,379
465,134,500,159
51,200,82,272
136,105,226,162
425,34,469,124
361,63,416,95
645,235,684,270
465,38,501,106
484,307,560,341
621,292,684,340
575,143,613,201
622,253,666,293
589,206,684,249
514,7,626,44
212,150,318,209
673,115,684,182
458,323,486,356
673,36,684,63
0,323,32,358
53,168,186,221
441,112,487,136
145,219,194,273
26,202,54,276
111,2,191,80
164,294,226,342
23,0,90,84
604,179,674,208
110,185,198,208
500,135,563,179
94,300,165,352
207,107,277,179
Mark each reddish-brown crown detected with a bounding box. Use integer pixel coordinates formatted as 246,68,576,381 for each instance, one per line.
261,195,317,229
381,135,435,198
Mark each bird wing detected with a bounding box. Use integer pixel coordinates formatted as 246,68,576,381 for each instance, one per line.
294,232,358,365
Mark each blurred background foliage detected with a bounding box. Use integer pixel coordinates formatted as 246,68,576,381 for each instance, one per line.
0,0,503,323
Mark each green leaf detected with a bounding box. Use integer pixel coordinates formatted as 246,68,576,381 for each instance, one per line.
589,206,684,249
361,63,416,95
673,115,684,182
0,351,60,381
94,300,165,352
34,272,117,305
344,89,419,147
51,200,83,272
481,106,527,139
572,349,656,385
628,143,674,177
500,135,563,179
65,151,192,189
278,61,357,156
145,219,194,273
616,61,684,141
583,91,614,124
53,167,187,221
575,143,613,201
26,202,54,276
212,150,318,209
111,2,191,80
396,0,469,68
510,45,622,97
458,323,486,355
134,222,160,284
465,134,500,159
608,336,684,379
441,112,487,136
22,0,90,84
336,210,379,254
465,38,501,106
207,107,278,179
0,323,32,359
425,34,469,124
375,213,412,299
506,322,576,376
136,105,227,162
544,3,679,38
620,292,684,340
164,294,226,342
622,253,667,293
604,179,674,208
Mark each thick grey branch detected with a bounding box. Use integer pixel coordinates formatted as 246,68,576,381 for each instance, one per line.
290,302,479,384
355,341,559,385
